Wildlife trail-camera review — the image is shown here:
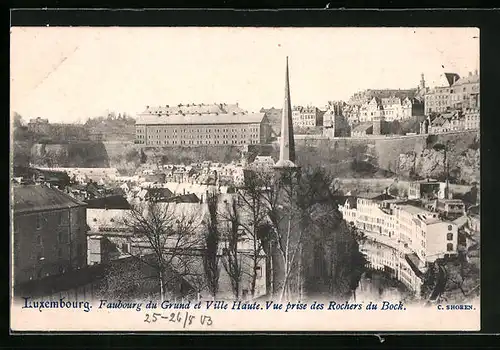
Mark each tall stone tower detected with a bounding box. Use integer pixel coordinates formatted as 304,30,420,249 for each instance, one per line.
272,57,302,300
372,103,385,136
420,73,426,90
274,57,298,169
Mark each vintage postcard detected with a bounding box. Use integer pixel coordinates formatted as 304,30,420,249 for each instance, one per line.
10,26,480,331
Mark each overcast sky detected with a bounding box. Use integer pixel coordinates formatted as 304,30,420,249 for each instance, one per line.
11,27,479,124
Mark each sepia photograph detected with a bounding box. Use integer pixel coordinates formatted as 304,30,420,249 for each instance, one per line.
10,26,480,331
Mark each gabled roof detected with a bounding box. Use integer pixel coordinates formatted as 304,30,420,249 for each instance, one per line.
13,185,86,214
352,122,373,133
430,115,447,127
444,73,461,87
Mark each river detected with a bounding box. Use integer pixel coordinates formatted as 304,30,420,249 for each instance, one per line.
352,270,413,303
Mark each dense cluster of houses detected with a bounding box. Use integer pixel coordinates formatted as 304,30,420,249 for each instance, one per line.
338,179,479,295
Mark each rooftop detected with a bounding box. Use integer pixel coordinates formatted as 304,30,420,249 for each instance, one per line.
87,208,132,234
352,122,373,133
359,193,396,201
13,185,86,214
85,195,131,210
452,74,479,86
141,103,245,116
397,204,432,215
136,112,266,126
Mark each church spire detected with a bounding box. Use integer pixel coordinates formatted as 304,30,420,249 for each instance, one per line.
275,56,297,168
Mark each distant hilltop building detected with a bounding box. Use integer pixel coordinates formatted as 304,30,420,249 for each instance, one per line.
138,103,245,117
358,96,424,124
134,105,272,146
345,74,426,126
424,70,480,114
348,88,419,107
291,105,324,128
26,118,89,142
27,117,50,134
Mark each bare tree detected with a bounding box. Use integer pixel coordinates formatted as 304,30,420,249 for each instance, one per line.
260,168,306,302
236,169,272,298
220,197,243,299
258,166,366,302
121,201,203,302
203,191,221,299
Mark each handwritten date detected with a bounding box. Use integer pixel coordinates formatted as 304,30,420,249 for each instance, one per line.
144,311,213,328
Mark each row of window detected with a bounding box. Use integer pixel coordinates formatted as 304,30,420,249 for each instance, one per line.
137,127,260,134
143,133,259,139
145,139,260,145
35,212,70,230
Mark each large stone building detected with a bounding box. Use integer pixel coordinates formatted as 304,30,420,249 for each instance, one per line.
12,185,88,286
135,111,272,146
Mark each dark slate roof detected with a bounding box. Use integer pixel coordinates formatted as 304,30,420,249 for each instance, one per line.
167,193,200,203
360,193,396,201
345,196,357,209
85,195,131,210
13,185,86,214
147,187,174,201
444,73,461,87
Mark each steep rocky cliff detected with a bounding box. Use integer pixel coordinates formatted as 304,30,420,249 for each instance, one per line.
398,133,480,184
18,130,480,185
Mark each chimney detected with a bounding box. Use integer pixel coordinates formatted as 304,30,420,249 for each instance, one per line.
469,71,472,77
474,69,478,76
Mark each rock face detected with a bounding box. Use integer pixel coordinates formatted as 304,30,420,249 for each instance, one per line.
398,148,480,184
30,142,111,168
17,131,480,185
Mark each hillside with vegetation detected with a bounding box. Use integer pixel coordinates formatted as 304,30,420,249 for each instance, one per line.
83,112,136,141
